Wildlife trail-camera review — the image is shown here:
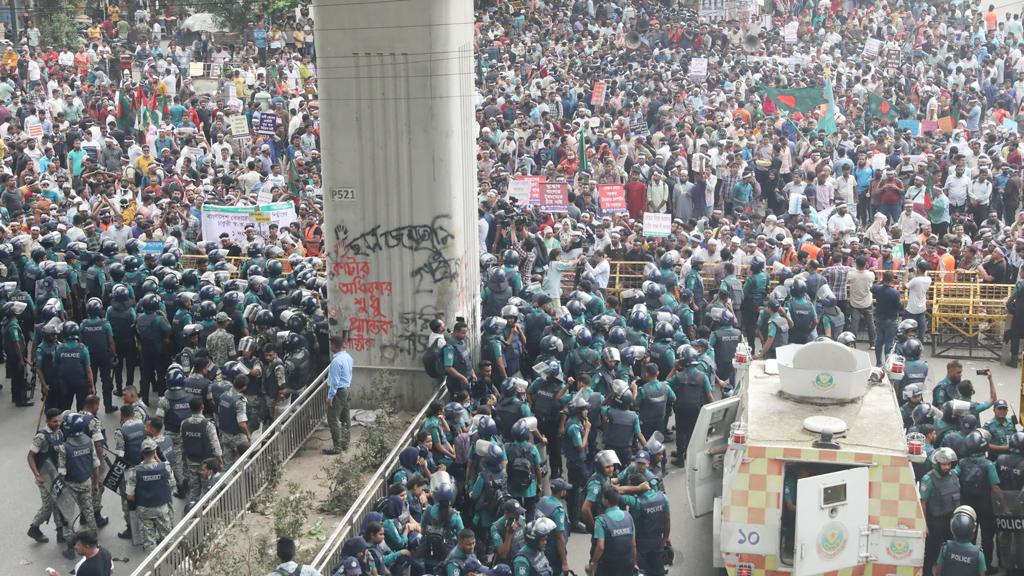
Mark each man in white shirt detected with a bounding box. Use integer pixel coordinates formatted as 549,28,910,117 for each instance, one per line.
826,202,857,241
944,164,972,210
904,261,932,335
968,168,993,222
847,257,876,346
582,250,611,289
896,202,931,245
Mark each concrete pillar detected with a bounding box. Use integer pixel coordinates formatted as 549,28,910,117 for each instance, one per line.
313,0,478,409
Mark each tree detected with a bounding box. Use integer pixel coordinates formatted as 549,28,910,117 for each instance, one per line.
35,0,80,48
181,0,311,34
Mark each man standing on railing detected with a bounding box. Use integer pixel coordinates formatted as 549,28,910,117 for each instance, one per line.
323,334,352,456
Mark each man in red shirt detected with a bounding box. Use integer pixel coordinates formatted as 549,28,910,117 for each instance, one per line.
624,170,647,220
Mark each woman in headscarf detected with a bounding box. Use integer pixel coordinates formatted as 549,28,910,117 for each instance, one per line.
865,212,890,246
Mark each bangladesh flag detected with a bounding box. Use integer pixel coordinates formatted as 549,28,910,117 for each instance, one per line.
867,93,898,121
577,123,588,174
761,86,827,113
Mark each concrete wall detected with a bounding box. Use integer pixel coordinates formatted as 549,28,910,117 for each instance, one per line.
313,0,478,410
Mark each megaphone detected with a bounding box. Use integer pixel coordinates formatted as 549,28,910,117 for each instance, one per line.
625,31,642,50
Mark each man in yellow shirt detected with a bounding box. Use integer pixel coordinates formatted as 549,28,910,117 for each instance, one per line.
134,144,155,176
2,47,18,72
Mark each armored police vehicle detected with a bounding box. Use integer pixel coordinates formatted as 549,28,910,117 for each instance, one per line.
687,340,927,575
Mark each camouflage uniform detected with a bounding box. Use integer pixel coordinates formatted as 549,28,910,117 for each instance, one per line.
29,427,67,530
126,459,176,551
180,414,221,501
80,410,106,519
217,389,249,468
57,434,100,532
205,328,236,367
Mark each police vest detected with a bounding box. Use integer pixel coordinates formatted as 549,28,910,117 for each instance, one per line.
639,384,668,430
64,434,94,483
183,376,211,401
34,429,62,470
927,471,962,517
218,391,242,435
496,397,524,440
650,341,674,378
121,420,146,465
136,314,163,348
80,319,109,360
904,361,928,387
712,328,742,372
939,540,982,576
770,316,790,347
571,347,600,378
532,379,562,422
211,380,232,405
823,307,845,334
164,389,193,434
524,311,550,352
134,462,172,507
482,283,512,318
181,417,213,461
514,546,553,576
634,491,669,551
287,349,312,387
998,454,1024,490
85,266,104,297
788,299,814,342
446,338,472,377
600,511,635,559
605,407,636,448
536,495,568,558
56,342,87,383
674,369,707,409
107,306,135,343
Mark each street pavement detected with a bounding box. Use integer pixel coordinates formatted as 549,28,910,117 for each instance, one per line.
0,347,1018,575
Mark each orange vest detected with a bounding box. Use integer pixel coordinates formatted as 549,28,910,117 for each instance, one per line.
304,224,322,256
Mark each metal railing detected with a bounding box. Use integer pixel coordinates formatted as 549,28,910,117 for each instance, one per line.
311,384,448,574
131,368,330,576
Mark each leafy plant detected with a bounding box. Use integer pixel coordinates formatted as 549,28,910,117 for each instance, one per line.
272,481,315,539
35,0,79,47
177,0,311,34
320,455,362,515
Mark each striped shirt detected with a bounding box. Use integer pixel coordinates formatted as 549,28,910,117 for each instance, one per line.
823,264,851,301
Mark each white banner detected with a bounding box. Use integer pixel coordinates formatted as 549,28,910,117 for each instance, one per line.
201,202,297,244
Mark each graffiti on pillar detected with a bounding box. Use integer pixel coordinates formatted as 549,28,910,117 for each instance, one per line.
334,215,460,293
328,215,463,357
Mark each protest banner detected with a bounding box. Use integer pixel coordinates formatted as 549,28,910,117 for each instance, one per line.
508,178,534,205
863,38,882,58
784,21,798,44
539,182,569,212
897,119,920,136
921,120,939,134
25,117,43,140
642,212,672,237
256,113,278,135
689,57,708,81
937,116,954,133
1004,118,1019,134
598,184,628,213
201,202,298,244
629,117,650,136
591,81,606,107
188,62,206,77
228,115,249,137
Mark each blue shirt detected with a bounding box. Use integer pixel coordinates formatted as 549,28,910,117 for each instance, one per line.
328,349,353,400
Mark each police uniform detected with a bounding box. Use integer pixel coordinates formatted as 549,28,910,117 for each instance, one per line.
602,404,641,467
136,310,171,402
3,313,28,404
180,414,221,501
669,366,712,459
709,324,742,389
592,505,636,575
156,387,193,489
636,380,675,440
563,414,588,523
55,338,91,410
58,431,100,531
512,541,553,576
80,316,114,410
217,388,249,467
443,335,473,395
958,454,1000,568
35,335,60,409
785,295,817,344
106,303,138,393
920,468,961,573
985,417,1015,458
622,488,670,576
529,375,565,479
935,539,986,575
126,458,176,550
114,416,146,531
29,426,66,531
536,495,569,574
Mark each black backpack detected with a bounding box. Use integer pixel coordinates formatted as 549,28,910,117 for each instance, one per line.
422,341,443,379
960,457,988,497
506,444,534,492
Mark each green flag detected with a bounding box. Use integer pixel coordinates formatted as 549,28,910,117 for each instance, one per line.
577,124,588,174
817,78,837,134
867,93,898,121
762,86,827,113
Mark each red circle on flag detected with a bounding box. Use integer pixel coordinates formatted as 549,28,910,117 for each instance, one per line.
880,101,890,114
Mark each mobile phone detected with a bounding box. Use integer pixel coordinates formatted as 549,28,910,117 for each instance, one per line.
976,368,989,375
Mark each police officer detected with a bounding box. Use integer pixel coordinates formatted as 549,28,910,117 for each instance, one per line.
529,359,566,481
113,403,146,541
513,518,556,576
126,438,176,551
637,362,675,441
591,346,629,398
81,297,116,413
562,395,590,530
260,343,288,427
621,472,671,576
996,432,1024,490
603,382,644,467
107,284,138,397
217,373,251,468
175,323,202,374
756,298,791,360
984,400,1016,459
27,408,65,544
648,321,676,380
536,478,572,575
785,279,817,344
505,418,543,520
582,450,619,532
2,299,34,406
183,355,214,415
181,397,222,503
741,256,769,352
35,320,61,410
934,506,986,576
670,345,713,466
488,498,526,566
56,320,94,411
155,365,192,498
922,447,962,575
902,339,928,404
482,317,509,381
709,310,742,392
136,293,171,403
901,385,926,429
443,528,480,576
587,486,637,576
443,321,476,396
57,414,100,556
957,430,1000,569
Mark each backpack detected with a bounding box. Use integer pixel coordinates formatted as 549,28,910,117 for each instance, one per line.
507,444,534,492
423,341,443,379
478,472,508,517
960,458,988,497
421,523,448,563
273,564,304,576
454,431,473,464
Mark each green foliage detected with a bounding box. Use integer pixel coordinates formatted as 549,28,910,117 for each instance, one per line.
35,0,79,48
272,481,316,539
180,0,311,33
355,373,399,472
320,455,362,515
194,522,277,576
